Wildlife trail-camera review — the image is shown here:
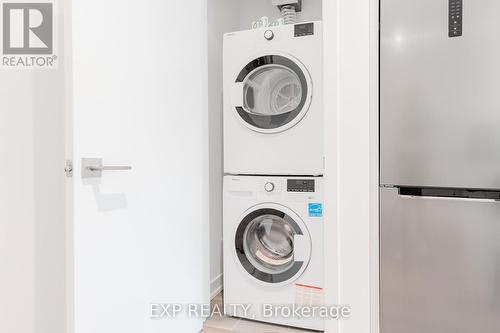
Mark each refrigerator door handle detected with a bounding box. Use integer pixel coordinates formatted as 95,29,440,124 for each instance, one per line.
396,186,500,203
397,194,500,204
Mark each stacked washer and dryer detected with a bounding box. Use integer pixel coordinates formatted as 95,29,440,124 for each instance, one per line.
222,21,325,331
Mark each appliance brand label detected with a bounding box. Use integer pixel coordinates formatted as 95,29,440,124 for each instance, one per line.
308,203,322,217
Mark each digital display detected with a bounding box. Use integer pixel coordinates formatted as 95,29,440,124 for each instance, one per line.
294,23,314,37
287,179,315,192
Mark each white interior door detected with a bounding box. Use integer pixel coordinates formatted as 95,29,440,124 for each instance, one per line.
70,1,209,332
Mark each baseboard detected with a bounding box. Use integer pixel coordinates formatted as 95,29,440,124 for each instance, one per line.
210,274,223,300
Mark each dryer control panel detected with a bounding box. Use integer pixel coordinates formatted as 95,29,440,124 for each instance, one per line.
287,179,315,192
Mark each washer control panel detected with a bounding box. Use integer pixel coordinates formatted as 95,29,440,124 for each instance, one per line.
287,179,315,192
449,0,463,37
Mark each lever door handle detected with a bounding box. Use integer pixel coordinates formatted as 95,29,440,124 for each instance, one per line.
88,165,132,172
82,158,132,178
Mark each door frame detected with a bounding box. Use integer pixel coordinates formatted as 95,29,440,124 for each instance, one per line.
63,0,74,331
322,0,380,333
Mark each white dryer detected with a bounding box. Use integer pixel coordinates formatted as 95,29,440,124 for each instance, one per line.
223,22,323,175
223,175,324,330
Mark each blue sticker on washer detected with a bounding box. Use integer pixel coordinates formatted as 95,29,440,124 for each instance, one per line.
308,203,323,217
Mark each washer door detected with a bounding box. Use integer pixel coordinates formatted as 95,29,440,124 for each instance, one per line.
235,204,311,285
231,54,313,134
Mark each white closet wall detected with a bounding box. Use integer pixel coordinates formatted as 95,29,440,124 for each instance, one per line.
207,0,240,299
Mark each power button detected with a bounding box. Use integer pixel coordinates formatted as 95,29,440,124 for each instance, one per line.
264,182,275,192
264,30,274,41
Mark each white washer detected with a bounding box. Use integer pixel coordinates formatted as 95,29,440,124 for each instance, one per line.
223,22,323,175
223,175,324,330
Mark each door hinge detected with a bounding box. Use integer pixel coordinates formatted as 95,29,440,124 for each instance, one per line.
65,160,73,178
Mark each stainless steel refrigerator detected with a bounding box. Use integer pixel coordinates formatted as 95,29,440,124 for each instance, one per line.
380,0,500,332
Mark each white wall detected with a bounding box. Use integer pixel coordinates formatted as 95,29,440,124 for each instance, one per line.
323,0,379,333
207,0,240,299
369,1,380,332
323,0,339,332
0,4,67,333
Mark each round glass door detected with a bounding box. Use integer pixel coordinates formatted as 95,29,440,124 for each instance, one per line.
234,55,312,133
235,206,311,284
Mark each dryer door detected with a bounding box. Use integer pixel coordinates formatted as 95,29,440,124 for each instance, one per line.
231,54,313,134
235,204,312,286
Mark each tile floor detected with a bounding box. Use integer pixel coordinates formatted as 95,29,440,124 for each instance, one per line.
202,293,319,333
